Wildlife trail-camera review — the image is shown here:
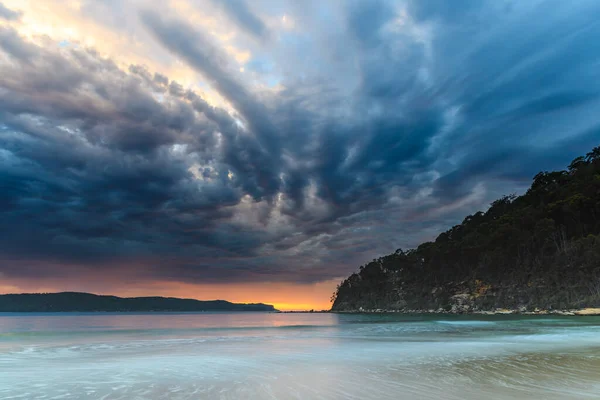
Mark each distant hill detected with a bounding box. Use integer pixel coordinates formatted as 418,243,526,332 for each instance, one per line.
0,292,277,312
331,146,600,313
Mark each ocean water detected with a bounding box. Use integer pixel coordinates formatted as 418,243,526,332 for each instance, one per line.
1,313,600,399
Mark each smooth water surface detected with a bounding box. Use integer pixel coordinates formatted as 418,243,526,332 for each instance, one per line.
1,312,600,399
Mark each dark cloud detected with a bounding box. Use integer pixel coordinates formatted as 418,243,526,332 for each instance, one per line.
1,0,600,287
0,27,35,61
0,2,21,21
212,0,270,41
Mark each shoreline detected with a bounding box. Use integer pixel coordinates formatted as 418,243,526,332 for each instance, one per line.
329,307,600,316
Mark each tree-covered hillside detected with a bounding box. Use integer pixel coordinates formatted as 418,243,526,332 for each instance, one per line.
331,146,600,312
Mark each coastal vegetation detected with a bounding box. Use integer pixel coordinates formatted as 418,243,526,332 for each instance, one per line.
331,146,600,313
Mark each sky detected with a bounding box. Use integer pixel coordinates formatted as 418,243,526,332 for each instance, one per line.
1,0,600,310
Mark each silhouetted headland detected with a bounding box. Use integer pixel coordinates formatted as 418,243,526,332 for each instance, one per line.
0,292,277,312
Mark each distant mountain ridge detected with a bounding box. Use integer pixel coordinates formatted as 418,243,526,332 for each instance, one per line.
331,145,600,313
0,292,277,312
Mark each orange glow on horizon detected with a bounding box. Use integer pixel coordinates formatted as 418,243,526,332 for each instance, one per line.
0,278,341,311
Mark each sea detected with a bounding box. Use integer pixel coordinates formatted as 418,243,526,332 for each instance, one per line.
1,312,600,399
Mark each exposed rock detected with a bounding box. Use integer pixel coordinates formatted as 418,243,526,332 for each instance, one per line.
574,308,600,316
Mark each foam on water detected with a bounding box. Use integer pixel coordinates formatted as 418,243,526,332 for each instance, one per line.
1,313,600,399
436,320,497,326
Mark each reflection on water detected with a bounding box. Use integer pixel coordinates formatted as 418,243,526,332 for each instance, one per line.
0,311,341,331
1,313,600,399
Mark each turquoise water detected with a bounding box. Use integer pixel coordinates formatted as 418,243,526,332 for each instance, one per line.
1,313,600,399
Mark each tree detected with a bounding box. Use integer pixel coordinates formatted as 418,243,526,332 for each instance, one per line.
585,146,600,163
568,156,586,172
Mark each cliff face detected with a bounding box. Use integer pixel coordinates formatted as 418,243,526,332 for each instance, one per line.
332,278,598,313
331,147,600,313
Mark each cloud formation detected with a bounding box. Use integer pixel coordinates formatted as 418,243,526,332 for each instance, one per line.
0,2,20,21
1,0,600,292
212,0,270,41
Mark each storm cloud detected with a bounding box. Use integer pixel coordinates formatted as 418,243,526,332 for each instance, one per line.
1,0,600,288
